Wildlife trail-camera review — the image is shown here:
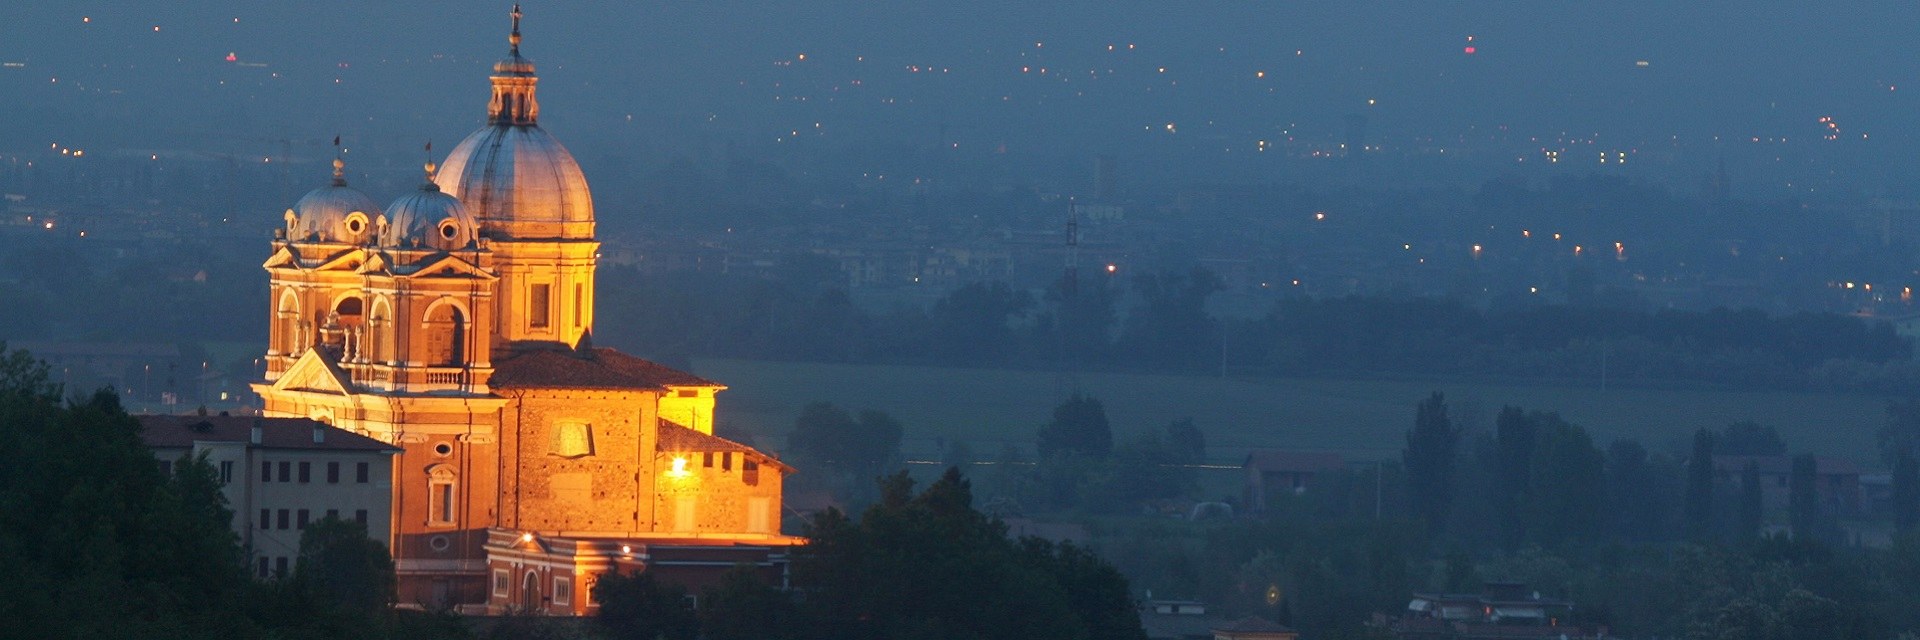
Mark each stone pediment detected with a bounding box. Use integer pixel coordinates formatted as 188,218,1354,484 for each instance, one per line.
312,248,374,273
357,252,392,275
261,246,299,270
407,253,496,280
270,349,354,395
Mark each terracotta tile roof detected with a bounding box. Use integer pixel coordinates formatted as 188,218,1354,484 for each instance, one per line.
136,415,400,452
656,419,794,473
490,346,719,390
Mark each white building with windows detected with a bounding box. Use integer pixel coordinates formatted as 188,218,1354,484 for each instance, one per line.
138,414,400,579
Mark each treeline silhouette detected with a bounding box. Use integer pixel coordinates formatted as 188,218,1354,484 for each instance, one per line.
595,263,1913,392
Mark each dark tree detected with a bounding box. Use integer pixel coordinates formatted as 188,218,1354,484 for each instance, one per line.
1525,413,1608,546
1789,453,1819,541
1739,460,1764,539
294,515,398,618
1041,272,1118,364
594,570,699,640
1492,406,1535,549
699,565,795,640
1606,439,1674,542
1037,392,1113,459
794,469,1145,640
1101,431,1196,507
1882,399,1920,466
787,402,904,502
1685,428,1717,541
925,281,1034,364
1403,392,1459,539
1118,268,1223,371
1896,450,1919,533
1165,418,1206,465
0,345,254,638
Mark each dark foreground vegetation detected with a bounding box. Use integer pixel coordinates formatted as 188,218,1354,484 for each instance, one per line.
0,343,1143,640
802,389,1920,639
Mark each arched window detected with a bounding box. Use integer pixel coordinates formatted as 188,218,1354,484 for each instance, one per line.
368,298,392,363
275,289,302,354
426,464,457,527
422,301,466,366
334,296,365,328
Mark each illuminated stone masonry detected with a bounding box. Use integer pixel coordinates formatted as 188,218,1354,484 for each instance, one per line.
251,5,801,614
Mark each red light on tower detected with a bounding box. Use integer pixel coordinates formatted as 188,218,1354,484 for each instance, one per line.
1464,46,1476,55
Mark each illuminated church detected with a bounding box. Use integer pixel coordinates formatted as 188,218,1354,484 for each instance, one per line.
252,7,798,614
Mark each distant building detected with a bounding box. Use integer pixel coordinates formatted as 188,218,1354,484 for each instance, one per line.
1139,599,1219,640
1243,450,1347,510
1712,454,1862,516
1388,582,1593,639
137,414,399,580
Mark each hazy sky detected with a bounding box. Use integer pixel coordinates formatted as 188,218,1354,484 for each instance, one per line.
6,1,1919,194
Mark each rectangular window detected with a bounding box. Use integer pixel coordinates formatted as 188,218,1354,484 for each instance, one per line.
431,483,456,524
703,452,714,468
530,284,552,328
220,460,234,484
494,570,510,596
355,509,368,524
278,461,291,482
274,556,289,578
554,577,572,606
298,462,311,483
277,509,290,530
262,460,273,481
260,509,271,530
257,556,270,578
573,284,583,328
743,460,760,486
158,460,173,477
296,509,310,529
327,462,340,484
356,462,370,483
326,509,339,521
722,452,732,471
748,496,771,533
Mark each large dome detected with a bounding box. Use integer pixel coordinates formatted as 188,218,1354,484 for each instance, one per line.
381,181,478,251
433,125,594,240
288,181,381,244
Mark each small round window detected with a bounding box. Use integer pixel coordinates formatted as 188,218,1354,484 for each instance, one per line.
345,212,368,235
439,221,459,240
429,535,451,552
434,442,453,456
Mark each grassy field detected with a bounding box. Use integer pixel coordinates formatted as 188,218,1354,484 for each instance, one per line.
697,358,1896,469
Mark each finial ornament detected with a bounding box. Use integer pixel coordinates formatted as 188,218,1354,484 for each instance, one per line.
509,4,523,55
424,141,439,184
332,134,347,184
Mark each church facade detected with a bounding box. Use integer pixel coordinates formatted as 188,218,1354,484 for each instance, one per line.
250,7,799,613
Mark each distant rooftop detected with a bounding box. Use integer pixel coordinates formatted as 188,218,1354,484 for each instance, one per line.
137,414,399,452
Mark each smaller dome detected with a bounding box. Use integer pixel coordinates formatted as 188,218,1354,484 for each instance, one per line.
380,182,478,250
288,183,381,244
